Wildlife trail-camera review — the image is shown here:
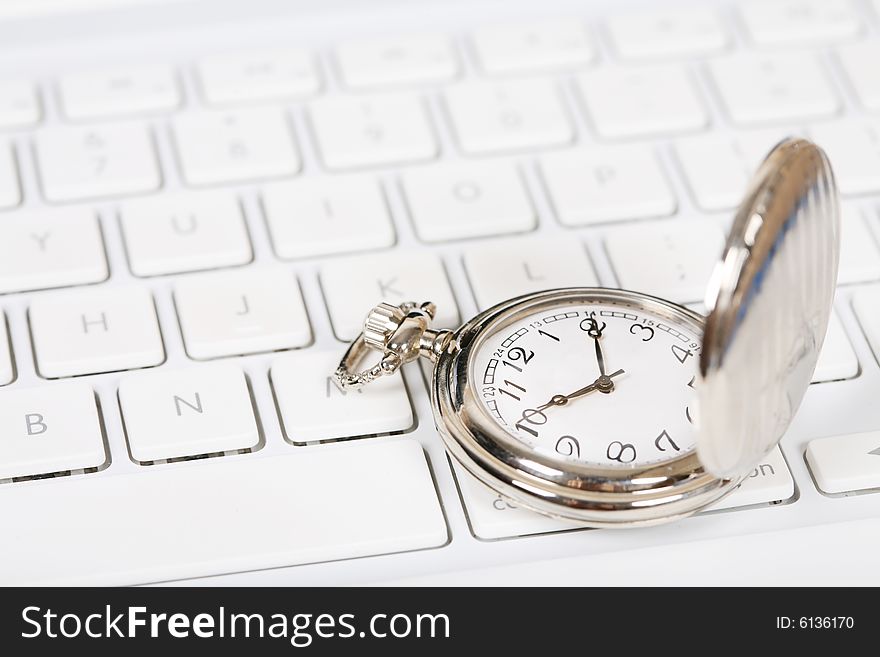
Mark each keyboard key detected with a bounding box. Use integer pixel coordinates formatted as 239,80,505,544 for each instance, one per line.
838,206,880,285
606,7,728,59
119,363,260,462
0,79,40,129
262,174,394,260
675,131,799,211
0,208,107,294
443,79,573,154
336,34,458,88
471,20,595,74
401,161,535,242
120,191,252,276
541,145,676,225
708,54,839,125
837,42,880,112
197,48,320,106
452,463,579,539
0,381,106,480
605,221,724,303
0,316,12,385
175,268,311,359
806,431,880,495
172,108,300,185
34,123,161,202
575,64,708,138
853,288,880,362
321,252,458,341
739,0,861,46
464,237,598,310
0,141,20,208
30,286,164,378
813,312,858,383
272,349,412,444
455,446,794,539
58,65,180,120
809,121,880,195
309,93,437,170
707,447,795,511
0,439,446,584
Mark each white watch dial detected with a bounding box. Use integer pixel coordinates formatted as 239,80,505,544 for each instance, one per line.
470,299,702,468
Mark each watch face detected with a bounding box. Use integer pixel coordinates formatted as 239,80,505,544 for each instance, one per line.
469,294,703,469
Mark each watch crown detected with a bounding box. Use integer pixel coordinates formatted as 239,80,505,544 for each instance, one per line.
363,302,408,350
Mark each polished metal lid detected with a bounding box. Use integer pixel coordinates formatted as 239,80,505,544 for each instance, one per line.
697,138,840,477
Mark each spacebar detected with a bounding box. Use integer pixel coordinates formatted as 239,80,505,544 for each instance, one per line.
0,440,447,585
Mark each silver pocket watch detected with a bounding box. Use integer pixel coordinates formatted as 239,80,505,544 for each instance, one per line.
335,138,840,528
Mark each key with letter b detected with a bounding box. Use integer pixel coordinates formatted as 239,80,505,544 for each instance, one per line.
0,382,107,480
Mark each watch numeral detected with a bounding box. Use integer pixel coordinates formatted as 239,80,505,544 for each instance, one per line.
687,375,696,389
671,344,694,364
555,435,580,458
579,317,606,337
606,440,637,463
537,329,560,342
507,347,535,364
686,406,694,424
654,429,680,452
629,324,655,342
515,408,547,437
501,360,523,373
498,379,526,401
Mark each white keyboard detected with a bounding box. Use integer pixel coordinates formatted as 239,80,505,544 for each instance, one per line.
3,0,880,585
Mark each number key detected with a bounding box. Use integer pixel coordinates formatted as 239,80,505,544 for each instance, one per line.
443,79,573,154
171,108,300,185
34,123,161,202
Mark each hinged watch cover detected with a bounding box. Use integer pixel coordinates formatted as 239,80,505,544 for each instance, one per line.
697,138,840,477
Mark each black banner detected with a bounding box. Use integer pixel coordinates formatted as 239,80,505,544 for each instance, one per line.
0,587,869,654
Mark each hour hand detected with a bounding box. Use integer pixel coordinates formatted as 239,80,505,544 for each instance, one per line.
537,369,625,411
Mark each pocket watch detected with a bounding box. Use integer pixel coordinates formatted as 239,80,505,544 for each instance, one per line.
335,138,840,528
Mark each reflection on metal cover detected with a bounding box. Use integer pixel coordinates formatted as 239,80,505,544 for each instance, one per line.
698,138,840,477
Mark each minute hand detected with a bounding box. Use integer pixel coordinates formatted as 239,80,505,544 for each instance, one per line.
593,336,607,377
586,317,609,378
